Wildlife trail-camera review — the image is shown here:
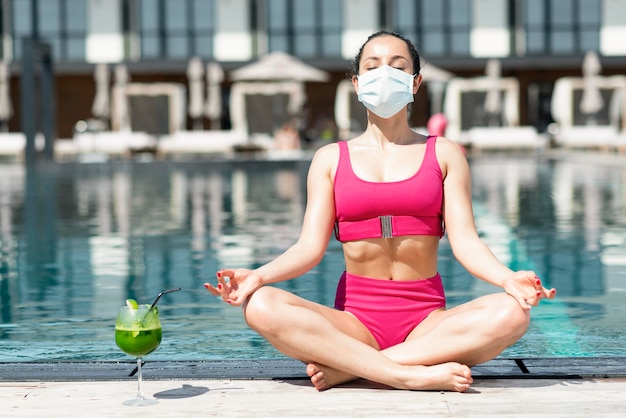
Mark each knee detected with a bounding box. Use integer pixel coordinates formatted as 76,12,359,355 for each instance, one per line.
242,286,279,332
494,294,531,339
482,294,530,343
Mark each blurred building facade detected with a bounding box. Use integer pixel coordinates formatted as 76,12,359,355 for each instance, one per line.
0,0,625,139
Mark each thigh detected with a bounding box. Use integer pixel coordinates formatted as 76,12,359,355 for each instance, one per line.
389,293,528,366
406,292,522,340
246,285,379,348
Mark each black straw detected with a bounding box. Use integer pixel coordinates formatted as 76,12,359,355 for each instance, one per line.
149,288,182,310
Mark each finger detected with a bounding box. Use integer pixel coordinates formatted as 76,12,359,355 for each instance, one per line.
535,285,555,300
208,282,237,305
216,272,230,289
209,271,230,294
227,295,244,307
511,293,532,310
218,269,235,281
203,282,220,296
528,291,542,306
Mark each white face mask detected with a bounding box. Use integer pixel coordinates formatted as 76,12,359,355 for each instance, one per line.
357,65,415,119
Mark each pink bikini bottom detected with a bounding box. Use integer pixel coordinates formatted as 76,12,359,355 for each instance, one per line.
334,271,446,350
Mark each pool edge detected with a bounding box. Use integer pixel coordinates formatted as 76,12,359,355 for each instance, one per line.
1,357,625,382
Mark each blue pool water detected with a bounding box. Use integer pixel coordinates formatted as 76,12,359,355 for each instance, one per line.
0,150,625,362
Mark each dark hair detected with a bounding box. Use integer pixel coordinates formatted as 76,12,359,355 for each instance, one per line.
350,31,421,77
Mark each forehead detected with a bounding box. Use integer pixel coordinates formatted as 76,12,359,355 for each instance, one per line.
361,35,411,62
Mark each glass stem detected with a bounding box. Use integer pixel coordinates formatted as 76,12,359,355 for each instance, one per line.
136,358,145,400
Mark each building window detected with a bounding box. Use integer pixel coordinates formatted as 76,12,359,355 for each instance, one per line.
320,0,342,57
137,0,214,60
9,0,87,62
62,0,87,60
448,0,471,55
266,0,342,58
393,0,471,57
550,0,576,53
191,0,214,57
577,0,600,52
524,0,600,55
0,1,6,59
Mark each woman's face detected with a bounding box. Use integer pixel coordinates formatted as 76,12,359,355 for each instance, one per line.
353,35,422,93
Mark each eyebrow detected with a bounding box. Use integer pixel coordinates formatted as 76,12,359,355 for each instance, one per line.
362,55,410,64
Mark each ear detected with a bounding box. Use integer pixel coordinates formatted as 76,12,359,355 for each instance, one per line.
351,75,359,93
413,74,423,94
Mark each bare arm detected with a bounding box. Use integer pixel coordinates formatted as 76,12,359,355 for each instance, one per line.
206,144,338,305
252,144,337,283
439,138,555,308
440,139,512,285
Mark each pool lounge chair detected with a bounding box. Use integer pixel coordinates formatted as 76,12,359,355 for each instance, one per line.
73,131,157,157
550,75,626,150
156,130,248,157
444,76,543,150
460,126,547,151
0,133,27,157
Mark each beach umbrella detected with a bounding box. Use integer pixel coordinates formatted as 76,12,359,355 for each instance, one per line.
113,64,130,131
483,59,502,125
483,59,502,114
230,51,330,82
205,61,224,130
91,63,110,121
187,57,204,130
421,62,454,114
579,51,604,122
229,52,328,138
421,62,454,83
0,60,12,131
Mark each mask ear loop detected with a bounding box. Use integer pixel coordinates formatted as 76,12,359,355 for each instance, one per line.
406,74,419,121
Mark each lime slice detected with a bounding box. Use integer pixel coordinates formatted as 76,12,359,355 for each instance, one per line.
126,299,139,309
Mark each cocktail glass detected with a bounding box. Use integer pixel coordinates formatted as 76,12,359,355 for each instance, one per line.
115,304,162,406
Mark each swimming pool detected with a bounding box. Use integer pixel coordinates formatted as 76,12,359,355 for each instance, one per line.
0,150,624,362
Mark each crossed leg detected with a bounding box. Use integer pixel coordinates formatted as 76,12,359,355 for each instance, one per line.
244,286,529,392
307,292,530,390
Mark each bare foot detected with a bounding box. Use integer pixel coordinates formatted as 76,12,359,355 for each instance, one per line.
306,363,357,391
403,362,473,392
307,361,472,393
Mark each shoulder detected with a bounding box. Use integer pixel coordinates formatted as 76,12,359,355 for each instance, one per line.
432,136,469,178
312,141,341,162
308,142,341,176
431,135,459,152
432,135,466,159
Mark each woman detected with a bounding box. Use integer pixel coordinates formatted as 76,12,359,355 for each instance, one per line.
205,31,556,392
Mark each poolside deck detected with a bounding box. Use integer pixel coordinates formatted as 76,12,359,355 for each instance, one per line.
1,358,625,417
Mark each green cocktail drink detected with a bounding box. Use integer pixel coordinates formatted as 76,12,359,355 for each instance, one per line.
115,304,162,357
115,328,162,357
115,303,163,406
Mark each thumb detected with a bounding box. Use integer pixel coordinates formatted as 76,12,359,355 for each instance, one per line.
510,292,532,310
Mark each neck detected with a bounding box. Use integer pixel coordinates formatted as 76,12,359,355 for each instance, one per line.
365,113,418,146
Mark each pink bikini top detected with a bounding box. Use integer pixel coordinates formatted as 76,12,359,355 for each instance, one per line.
333,135,444,242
